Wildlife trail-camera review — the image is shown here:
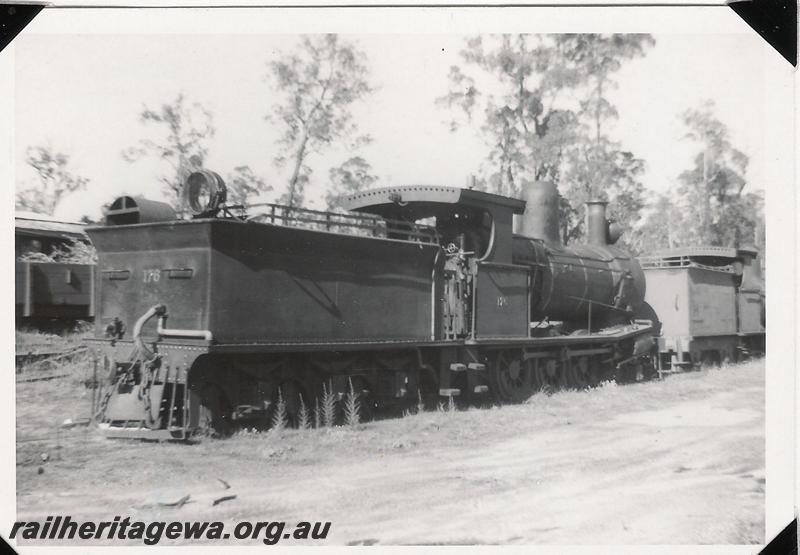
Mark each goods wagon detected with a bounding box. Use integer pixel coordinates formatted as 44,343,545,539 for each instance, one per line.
15,261,95,324
639,246,765,370
15,214,94,328
87,174,657,440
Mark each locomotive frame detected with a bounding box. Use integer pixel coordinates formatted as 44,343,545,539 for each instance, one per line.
86,179,657,440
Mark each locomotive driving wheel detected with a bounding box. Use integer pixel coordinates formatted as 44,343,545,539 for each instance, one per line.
532,358,563,392
489,350,536,404
565,356,600,389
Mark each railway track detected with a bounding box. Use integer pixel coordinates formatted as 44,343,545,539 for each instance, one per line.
15,346,87,372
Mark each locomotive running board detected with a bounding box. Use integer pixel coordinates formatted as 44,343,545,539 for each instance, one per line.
466,323,654,347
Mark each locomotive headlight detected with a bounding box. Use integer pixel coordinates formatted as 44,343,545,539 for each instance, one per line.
184,170,228,217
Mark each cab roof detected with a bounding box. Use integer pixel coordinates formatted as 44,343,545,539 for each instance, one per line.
341,185,526,220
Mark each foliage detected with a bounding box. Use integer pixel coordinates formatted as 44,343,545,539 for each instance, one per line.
438,34,653,244
558,34,654,243
226,165,271,206
628,193,683,254
675,100,753,247
636,101,760,253
16,146,89,216
438,34,583,199
297,395,311,430
270,388,287,432
268,34,374,208
18,238,97,264
343,378,361,426
326,156,378,210
122,92,215,209
320,381,336,427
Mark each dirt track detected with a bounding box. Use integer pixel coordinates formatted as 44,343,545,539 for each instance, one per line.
16,361,764,546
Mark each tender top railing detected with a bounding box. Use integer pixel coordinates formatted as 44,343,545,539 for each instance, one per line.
638,254,734,273
237,202,440,244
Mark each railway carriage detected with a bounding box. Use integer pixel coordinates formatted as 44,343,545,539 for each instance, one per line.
87,174,657,440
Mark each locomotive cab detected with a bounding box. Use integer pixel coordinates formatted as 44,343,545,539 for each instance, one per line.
342,185,525,265
343,185,530,340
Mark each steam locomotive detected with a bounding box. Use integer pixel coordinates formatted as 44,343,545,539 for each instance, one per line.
87,174,658,439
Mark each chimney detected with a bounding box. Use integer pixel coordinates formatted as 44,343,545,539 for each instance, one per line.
515,180,561,244
585,200,608,246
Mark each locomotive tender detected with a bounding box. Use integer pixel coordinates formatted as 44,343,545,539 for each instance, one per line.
640,246,765,370
87,175,657,439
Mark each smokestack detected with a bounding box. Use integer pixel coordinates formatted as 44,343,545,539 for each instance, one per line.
585,201,608,246
516,180,560,244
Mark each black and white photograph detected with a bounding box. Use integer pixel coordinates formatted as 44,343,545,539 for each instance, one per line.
2,3,795,551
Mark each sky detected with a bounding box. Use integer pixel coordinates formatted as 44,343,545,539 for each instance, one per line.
13,29,767,222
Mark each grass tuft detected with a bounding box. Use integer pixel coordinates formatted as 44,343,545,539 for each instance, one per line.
297,395,311,430
321,382,336,427
343,378,361,426
270,388,287,432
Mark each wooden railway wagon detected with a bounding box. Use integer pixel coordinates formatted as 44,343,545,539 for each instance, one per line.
87,176,657,440
639,246,765,371
15,261,95,323
15,214,94,327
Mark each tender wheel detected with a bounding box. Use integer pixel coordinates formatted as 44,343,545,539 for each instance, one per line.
489,350,536,403
197,383,232,437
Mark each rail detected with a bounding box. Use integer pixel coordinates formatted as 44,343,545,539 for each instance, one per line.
241,202,439,244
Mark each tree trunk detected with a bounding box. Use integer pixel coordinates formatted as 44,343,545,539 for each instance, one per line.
287,131,309,208
702,148,710,243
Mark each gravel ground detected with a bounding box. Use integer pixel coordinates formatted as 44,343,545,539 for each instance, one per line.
16,357,764,546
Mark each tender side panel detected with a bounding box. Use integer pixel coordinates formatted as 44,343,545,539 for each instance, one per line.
88,223,212,338
687,267,737,336
737,290,765,334
209,221,439,343
642,269,691,338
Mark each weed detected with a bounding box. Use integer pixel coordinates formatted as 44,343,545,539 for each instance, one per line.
297,395,311,430
321,382,336,427
270,388,287,432
314,397,321,429
416,389,424,414
343,378,360,426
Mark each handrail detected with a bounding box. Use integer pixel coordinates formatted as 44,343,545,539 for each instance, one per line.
242,202,439,244
157,316,213,341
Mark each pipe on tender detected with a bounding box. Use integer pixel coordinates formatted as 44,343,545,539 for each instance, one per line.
585,201,608,246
